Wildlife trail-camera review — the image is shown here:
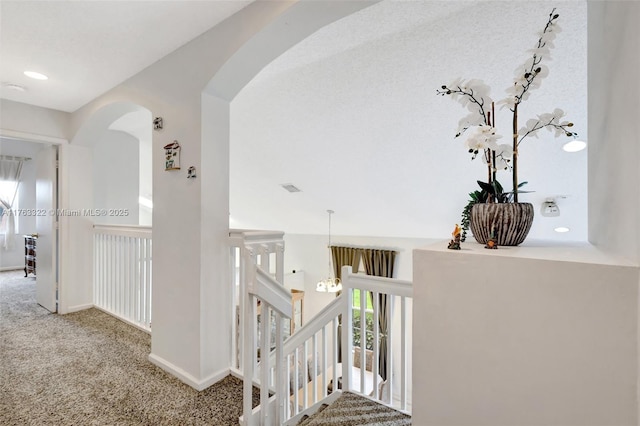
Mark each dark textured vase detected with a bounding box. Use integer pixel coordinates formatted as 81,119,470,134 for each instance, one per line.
470,203,534,246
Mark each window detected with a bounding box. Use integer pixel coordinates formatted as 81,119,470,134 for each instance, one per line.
0,180,19,235
352,289,374,350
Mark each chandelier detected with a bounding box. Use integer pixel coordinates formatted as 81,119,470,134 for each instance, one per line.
316,209,342,293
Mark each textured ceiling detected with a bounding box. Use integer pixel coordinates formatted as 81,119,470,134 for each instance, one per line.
231,0,588,241
0,0,589,242
0,0,252,112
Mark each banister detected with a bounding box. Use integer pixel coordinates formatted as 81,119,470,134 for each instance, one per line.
229,229,285,244
252,267,292,318
268,296,343,366
341,265,412,298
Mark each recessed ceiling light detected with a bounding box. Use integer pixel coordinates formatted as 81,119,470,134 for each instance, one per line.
2,83,27,92
24,71,48,80
554,226,570,233
562,140,586,152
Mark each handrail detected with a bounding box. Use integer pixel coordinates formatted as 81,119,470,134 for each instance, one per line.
243,258,290,425
341,265,412,297
230,230,285,373
341,265,413,412
93,224,152,238
266,296,342,367
238,233,414,422
230,229,285,244
252,268,292,318
253,268,414,423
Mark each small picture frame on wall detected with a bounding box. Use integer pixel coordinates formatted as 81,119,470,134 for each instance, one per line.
164,140,181,171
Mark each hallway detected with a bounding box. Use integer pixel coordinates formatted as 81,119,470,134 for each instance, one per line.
0,270,257,425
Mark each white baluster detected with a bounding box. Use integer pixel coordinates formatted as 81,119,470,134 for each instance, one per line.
401,296,407,410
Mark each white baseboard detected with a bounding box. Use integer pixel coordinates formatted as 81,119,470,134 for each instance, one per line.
0,266,24,272
148,353,230,391
229,367,244,380
66,303,94,313
92,305,151,334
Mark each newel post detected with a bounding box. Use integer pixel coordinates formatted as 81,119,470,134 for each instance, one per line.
341,265,353,391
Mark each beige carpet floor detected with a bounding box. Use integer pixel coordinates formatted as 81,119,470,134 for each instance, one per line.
0,270,258,425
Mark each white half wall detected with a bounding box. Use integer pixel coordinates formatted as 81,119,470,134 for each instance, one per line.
413,241,639,426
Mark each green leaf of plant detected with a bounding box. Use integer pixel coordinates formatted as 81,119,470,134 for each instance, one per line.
477,180,494,195
493,180,504,195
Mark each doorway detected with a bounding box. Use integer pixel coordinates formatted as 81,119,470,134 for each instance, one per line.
0,136,62,313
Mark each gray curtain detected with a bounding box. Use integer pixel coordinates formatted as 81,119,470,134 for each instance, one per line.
362,249,396,381
330,246,362,362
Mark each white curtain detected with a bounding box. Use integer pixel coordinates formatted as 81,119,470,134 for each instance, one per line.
0,158,24,250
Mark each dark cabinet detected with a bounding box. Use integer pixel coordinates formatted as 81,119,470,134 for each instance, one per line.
24,235,36,277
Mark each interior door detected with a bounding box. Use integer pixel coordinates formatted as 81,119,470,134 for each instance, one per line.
35,145,58,312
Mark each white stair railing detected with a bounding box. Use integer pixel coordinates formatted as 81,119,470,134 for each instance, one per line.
272,296,344,421
93,225,152,332
340,265,413,412
234,231,413,424
241,260,292,426
229,230,285,373
276,267,413,425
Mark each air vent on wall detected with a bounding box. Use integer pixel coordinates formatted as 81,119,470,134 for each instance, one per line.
281,183,301,193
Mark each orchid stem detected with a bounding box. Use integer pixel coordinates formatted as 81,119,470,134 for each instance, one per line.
512,104,519,202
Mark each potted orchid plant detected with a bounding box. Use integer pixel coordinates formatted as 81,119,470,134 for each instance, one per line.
437,8,577,245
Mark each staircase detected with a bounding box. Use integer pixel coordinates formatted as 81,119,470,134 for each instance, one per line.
232,231,413,425
295,392,411,426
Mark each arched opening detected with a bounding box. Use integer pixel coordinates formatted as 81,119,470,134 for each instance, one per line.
224,0,588,412
72,102,152,226
229,0,588,242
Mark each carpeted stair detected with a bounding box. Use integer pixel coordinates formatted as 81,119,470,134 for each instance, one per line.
297,402,330,426
296,392,411,425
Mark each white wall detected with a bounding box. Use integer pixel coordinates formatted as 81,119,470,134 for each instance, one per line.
587,1,640,263
63,0,377,389
58,144,94,313
413,242,639,425
0,99,70,141
92,130,139,225
64,0,314,389
139,133,152,226
410,5,640,424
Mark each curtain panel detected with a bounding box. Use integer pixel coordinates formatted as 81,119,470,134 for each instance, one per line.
330,246,362,363
362,249,396,381
330,246,362,281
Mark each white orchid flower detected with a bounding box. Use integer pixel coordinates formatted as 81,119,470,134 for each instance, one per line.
493,156,511,171
495,144,514,159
